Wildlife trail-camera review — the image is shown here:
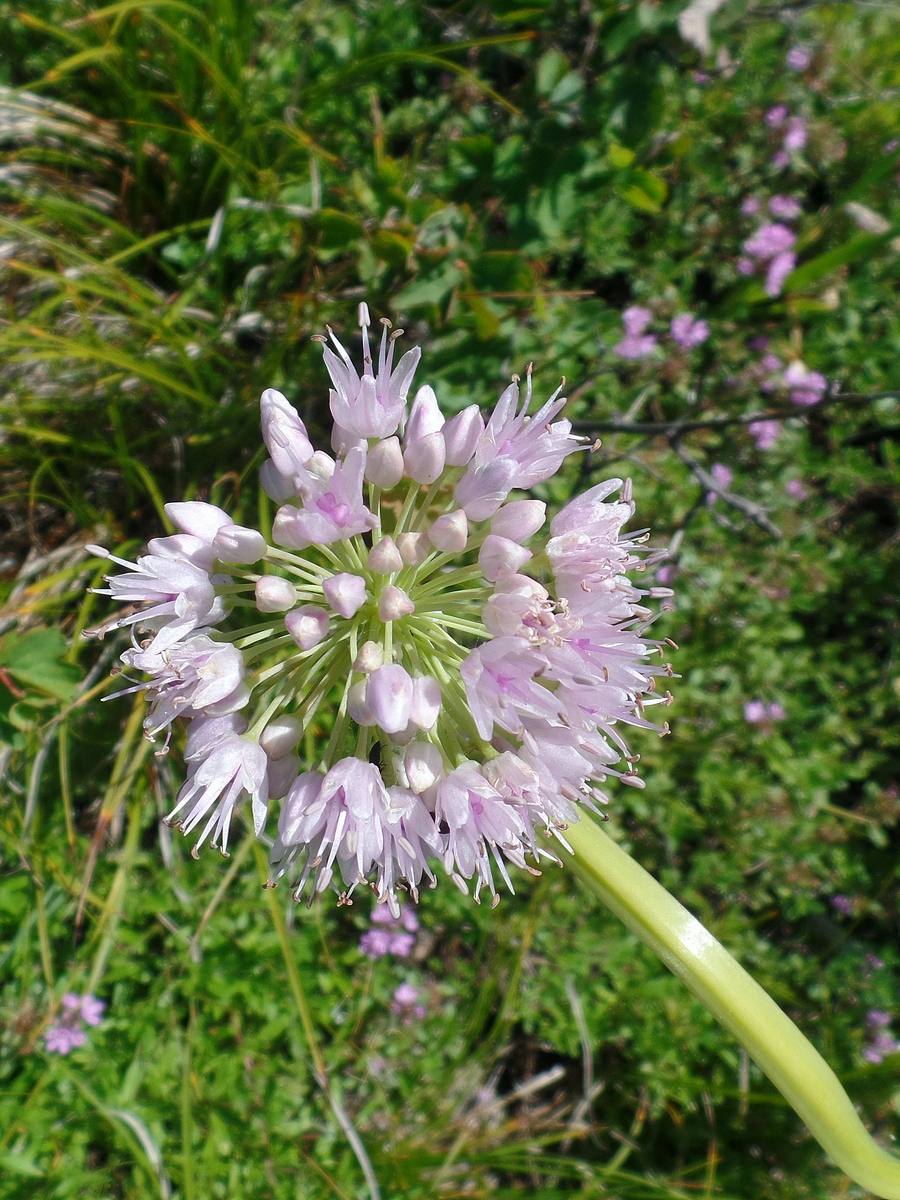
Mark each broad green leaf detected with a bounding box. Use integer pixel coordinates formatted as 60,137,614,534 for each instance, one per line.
0,629,83,701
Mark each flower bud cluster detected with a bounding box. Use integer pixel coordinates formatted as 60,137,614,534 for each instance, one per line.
89,305,672,912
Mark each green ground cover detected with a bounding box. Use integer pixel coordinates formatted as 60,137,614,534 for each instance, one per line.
1,0,899,1195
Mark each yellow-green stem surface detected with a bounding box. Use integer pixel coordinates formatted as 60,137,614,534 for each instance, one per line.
566,817,900,1199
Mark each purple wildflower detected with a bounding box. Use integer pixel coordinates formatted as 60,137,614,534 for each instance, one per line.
784,361,827,406
765,105,788,128
744,701,785,724
785,479,808,499
765,250,797,297
45,993,106,1055
743,223,796,261
771,150,790,170
786,47,812,71
391,982,427,1022
784,118,807,152
614,306,657,360
741,197,761,216
736,257,755,276
359,903,419,959
670,314,710,349
750,420,781,451
711,463,733,489
831,894,854,917
768,195,802,220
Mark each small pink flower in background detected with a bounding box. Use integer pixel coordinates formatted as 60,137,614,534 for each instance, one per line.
45,993,106,1055
784,361,827,406
743,223,796,260
711,463,733,489
761,353,783,372
884,139,900,155
862,1011,900,1064
771,150,790,169
670,313,710,349
768,195,802,220
614,305,657,360
744,701,785,724
741,197,761,216
784,117,807,152
786,47,812,71
785,479,808,499
736,257,755,276
391,982,426,1022
765,250,797,297
656,564,676,585
750,420,781,450
866,954,886,970
359,904,420,959
765,105,788,128
831,894,854,916
692,71,711,84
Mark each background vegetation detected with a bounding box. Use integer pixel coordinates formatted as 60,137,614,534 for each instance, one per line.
1,0,899,1196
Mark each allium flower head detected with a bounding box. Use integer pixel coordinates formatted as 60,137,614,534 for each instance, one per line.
90,306,671,912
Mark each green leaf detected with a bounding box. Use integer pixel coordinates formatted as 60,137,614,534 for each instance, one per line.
393,263,465,309
313,208,364,250
370,230,413,269
608,142,635,169
464,294,502,340
0,629,83,701
0,1152,44,1178
787,232,896,290
535,49,569,98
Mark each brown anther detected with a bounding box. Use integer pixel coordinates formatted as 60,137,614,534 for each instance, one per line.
581,580,591,592
263,879,277,889
590,438,602,453
664,691,674,705
664,638,679,649
190,845,200,860
390,328,405,340
380,317,392,327
511,373,520,383
660,721,671,736
526,361,534,376
311,333,327,343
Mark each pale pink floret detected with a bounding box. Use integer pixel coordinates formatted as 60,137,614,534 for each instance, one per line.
166,735,268,855
120,634,247,738
323,305,421,439
455,374,577,521
460,636,563,740
87,545,221,654
260,388,315,498
272,446,376,550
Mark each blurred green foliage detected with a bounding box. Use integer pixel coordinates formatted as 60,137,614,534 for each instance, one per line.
1,0,899,1196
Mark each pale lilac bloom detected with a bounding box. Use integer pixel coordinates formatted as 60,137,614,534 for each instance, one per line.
744,700,768,724
784,361,827,406
750,420,781,450
166,735,268,855
761,353,783,372
656,564,676,585
771,150,790,169
707,464,733,504
95,306,669,912
765,105,788,128
323,303,421,439
785,479,808,499
736,257,755,276
741,197,761,216
768,195,801,220
614,305,657,360
272,447,376,550
46,993,106,1055
786,47,811,70
784,118,807,152
863,1010,900,1063
391,982,426,1021
765,250,797,297
885,139,900,155
866,954,885,970
743,223,796,261
670,314,709,349
831,894,854,916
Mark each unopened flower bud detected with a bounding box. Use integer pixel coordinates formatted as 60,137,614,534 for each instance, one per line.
493,573,549,600
405,385,445,443
365,437,404,488
204,681,251,715
213,524,267,564
479,535,532,582
306,451,336,484
397,532,430,566
353,640,384,673
285,605,330,650
268,753,300,800
404,431,446,484
260,716,304,759
409,675,441,730
428,510,468,553
366,664,413,733
255,576,297,613
443,405,485,466
165,501,231,541
405,741,444,793
348,680,376,726
260,459,295,502
367,536,403,574
323,573,367,619
491,500,546,542
378,585,415,622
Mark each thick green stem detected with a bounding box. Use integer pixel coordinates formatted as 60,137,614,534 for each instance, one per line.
565,817,900,1199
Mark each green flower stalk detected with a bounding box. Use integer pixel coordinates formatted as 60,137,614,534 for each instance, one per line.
567,817,900,1200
